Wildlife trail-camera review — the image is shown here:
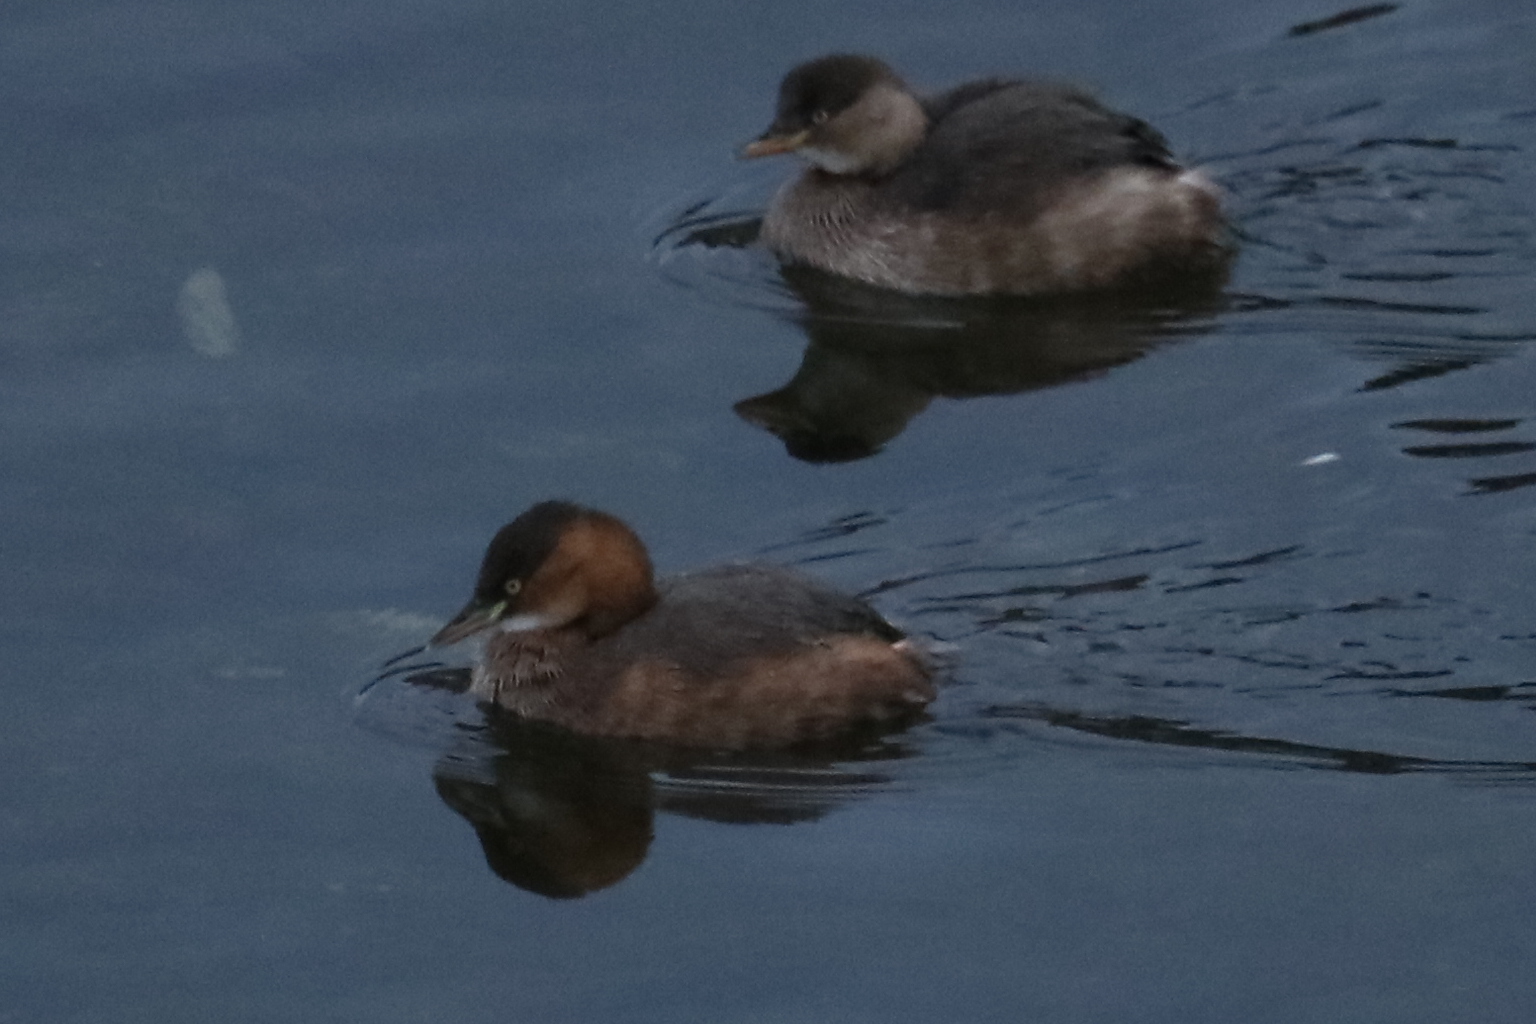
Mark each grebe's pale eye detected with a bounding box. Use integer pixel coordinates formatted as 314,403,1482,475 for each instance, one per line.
504,579,522,597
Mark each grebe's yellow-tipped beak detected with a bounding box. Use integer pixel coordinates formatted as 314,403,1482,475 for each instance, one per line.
429,599,506,647
740,130,810,159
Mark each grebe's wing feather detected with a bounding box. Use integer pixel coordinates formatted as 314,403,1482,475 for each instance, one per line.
894,80,1177,215
590,564,904,680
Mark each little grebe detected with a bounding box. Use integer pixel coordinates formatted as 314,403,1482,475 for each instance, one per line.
430,502,934,750
742,54,1228,296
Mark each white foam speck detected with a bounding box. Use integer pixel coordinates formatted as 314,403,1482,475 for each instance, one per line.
177,266,241,358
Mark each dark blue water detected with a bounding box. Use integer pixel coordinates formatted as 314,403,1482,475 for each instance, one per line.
5,1,1535,1021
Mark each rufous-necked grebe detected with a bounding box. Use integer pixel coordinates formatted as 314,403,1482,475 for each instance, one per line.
741,54,1229,296
430,502,934,750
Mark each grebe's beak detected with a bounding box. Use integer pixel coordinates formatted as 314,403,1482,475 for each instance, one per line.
429,599,505,647
740,129,809,159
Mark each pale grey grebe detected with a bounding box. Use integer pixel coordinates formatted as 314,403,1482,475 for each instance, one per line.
742,54,1229,296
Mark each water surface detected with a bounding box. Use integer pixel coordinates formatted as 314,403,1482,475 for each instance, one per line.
4,1,1535,1021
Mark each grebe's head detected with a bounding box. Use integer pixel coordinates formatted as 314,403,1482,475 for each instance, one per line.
431,502,657,647
741,54,928,176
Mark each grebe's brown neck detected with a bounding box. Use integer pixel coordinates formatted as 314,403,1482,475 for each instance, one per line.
516,508,657,639
431,502,657,647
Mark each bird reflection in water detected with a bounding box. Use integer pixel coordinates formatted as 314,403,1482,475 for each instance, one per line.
406,666,916,899
666,216,1227,462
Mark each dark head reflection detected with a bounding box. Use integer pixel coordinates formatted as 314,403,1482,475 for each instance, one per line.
432,722,655,900
430,709,915,899
738,262,1227,462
